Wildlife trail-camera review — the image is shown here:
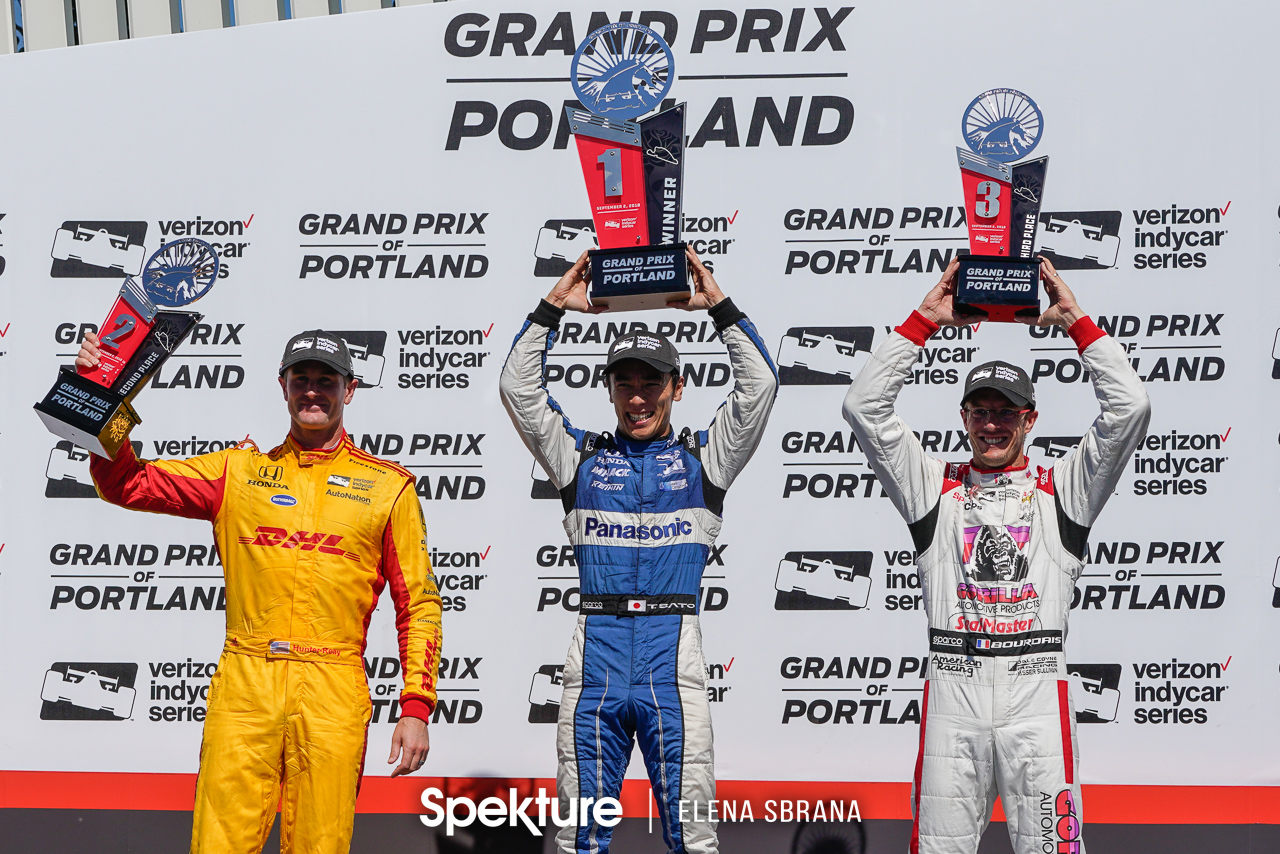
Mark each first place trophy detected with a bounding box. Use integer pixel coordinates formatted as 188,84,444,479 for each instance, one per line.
953,88,1050,322
34,238,221,458
565,22,689,311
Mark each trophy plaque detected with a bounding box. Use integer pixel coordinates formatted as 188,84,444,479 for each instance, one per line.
35,238,220,458
954,89,1049,322
567,22,690,311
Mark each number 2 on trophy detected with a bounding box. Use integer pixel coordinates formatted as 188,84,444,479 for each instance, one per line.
973,180,1001,219
598,148,623,197
100,314,136,348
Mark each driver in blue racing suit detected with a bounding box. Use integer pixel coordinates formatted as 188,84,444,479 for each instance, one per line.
500,249,777,853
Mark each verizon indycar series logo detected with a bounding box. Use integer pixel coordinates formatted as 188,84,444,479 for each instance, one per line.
528,664,564,723
776,327,873,385
41,662,138,720
329,331,387,388
1035,211,1122,270
533,220,598,278
775,551,872,610
51,221,148,277
46,440,142,498
1067,663,1121,723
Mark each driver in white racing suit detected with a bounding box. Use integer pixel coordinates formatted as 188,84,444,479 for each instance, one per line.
843,257,1150,854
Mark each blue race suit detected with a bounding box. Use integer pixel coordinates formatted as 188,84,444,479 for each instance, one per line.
500,298,777,854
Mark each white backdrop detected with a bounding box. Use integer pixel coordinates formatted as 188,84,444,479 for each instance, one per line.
1,0,1278,808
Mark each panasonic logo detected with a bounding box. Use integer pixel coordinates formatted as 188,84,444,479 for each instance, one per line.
583,517,694,541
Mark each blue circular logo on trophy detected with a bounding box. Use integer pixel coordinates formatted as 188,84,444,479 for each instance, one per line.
571,22,674,122
961,88,1043,163
142,238,220,307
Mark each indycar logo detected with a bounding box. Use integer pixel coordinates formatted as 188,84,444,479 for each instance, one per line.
328,331,387,388
776,326,874,385
1031,436,1083,459
45,440,142,498
50,221,148,278
1067,663,1121,723
774,551,873,610
533,220,598,278
237,526,359,560
527,664,564,723
41,662,138,720
1035,211,1122,270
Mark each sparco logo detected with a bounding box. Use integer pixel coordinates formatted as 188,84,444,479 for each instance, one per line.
41,662,139,720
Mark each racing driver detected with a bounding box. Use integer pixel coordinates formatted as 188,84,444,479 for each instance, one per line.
843,257,1150,854
500,249,777,854
78,329,442,854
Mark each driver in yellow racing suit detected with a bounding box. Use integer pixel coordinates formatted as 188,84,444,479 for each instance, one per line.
80,329,442,854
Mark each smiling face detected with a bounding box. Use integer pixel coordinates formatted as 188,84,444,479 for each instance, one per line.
961,390,1039,470
279,361,357,441
608,359,684,442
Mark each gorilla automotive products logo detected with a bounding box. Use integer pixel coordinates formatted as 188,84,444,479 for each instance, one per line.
961,89,1043,162
41,662,138,720
775,551,872,610
963,525,1030,583
527,664,564,723
571,23,673,121
776,326,874,385
1067,663,1121,723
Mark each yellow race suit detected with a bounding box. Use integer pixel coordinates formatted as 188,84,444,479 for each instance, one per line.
91,432,442,854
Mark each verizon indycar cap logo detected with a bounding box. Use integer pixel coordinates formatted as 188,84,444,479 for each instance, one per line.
1067,663,1121,723
46,440,142,498
328,330,387,388
1035,211,1122,270
775,551,872,610
41,662,138,720
776,327,874,385
528,664,564,723
51,221,148,278
534,220,598,278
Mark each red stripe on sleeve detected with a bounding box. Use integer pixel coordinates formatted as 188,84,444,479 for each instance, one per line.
1058,679,1075,785
381,511,436,715
895,311,940,347
89,447,225,521
1067,316,1106,354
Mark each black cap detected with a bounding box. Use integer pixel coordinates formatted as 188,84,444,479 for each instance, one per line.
604,331,680,375
279,330,353,378
962,360,1036,409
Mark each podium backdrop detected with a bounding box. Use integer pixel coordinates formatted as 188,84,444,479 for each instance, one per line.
1,0,1278,824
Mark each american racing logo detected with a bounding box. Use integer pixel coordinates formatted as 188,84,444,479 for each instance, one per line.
41,662,138,721
50,221,147,277
774,551,872,610
238,527,358,559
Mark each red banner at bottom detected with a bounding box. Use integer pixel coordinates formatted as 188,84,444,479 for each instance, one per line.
2,771,1278,824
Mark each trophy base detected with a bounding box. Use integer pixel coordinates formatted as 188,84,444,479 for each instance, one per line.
34,367,141,460
588,243,690,312
954,255,1042,323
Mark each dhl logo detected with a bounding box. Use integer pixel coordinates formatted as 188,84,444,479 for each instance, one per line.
238,526,359,560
